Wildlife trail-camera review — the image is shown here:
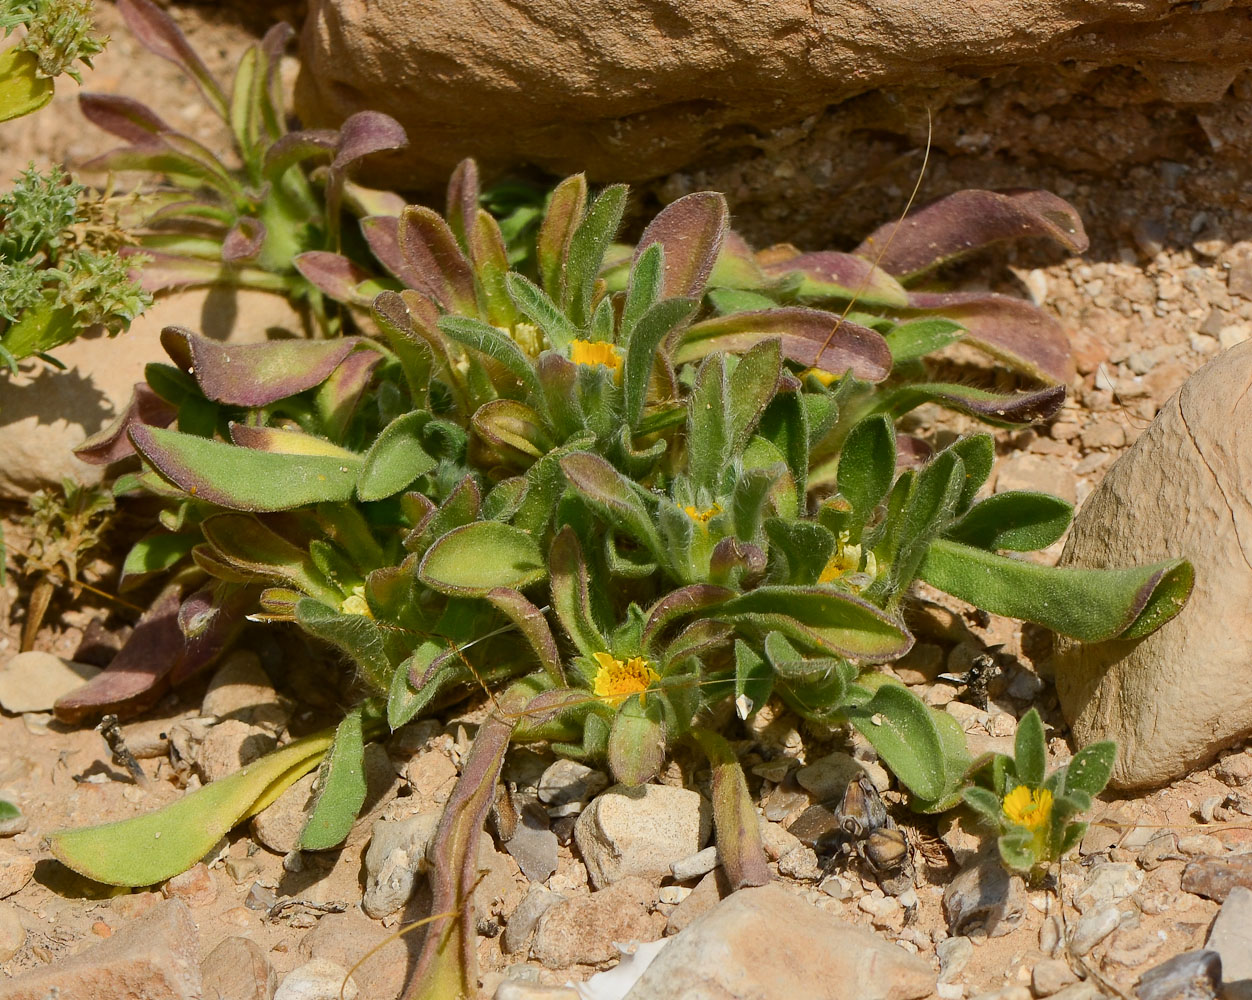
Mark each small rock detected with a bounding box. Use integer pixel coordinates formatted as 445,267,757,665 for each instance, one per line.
531,876,662,968
502,884,564,955
501,794,559,884
624,883,935,1000
494,983,579,1000
937,935,973,982
671,845,719,881
1135,950,1222,1000
537,760,608,816
1182,854,1252,901
298,909,408,1000
778,845,822,880
201,936,276,1000
665,867,730,935
1206,885,1252,997
573,784,711,889
0,901,24,962
252,771,317,854
0,651,99,713
1080,421,1126,450
0,898,199,999
201,651,287,730
943,851,1027,938
1040,914,1063,956
161,862,217,908
361,812,439,918
796,751,886,801
1103,925,1165,968
1006,669,1045,701
1032,958,1079,996
196,720,278,783
1177,834,1224,857
1215,752,1252,787
1069,904,1123,956
1139,832,1179,871
1076,863,1143,911
405,748,458,803
1047,985,1104,1000
274,958,357,1000
759,820,801,861
0,847,34,898
937,810,983,865
1079,823,1121,857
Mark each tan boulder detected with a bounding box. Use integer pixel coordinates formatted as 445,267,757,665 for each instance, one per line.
294,0,1252,191
1053,340,1252,789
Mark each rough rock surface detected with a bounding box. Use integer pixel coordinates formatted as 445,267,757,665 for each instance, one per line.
296,0,1252,197
622,883,935,1000
1053,340,1252,789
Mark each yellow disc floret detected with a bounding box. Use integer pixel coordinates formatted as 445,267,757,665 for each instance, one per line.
683,502,722,524
570,339,622,378
1002,785,1053,830
818,530,877,587
592,651,660,707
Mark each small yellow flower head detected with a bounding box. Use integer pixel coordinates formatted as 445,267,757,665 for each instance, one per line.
1002,785,1053,830
818,530,877,587
569,339,622,378
340,593,373,618
592,651,659,707
683,502,722,524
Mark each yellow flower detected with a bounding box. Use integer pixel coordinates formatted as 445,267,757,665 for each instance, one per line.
569,339,622,378
683,502,721,524
592,651,659,707
1002,785,1053,830
818,530,877,587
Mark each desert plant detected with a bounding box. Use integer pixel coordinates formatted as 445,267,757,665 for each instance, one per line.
962,708,1115,873
0,0,104,121
79,0,407,334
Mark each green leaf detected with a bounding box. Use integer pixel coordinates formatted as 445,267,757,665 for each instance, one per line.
0,297,77,361
733,640,773,719
884,318,965,364
845,683,945,801
563,184,628,327
537,173,587,300
998,828,1037,871
727,340,782,451
131,425,362,512
355,411,438,501
549,527,607,660
962,786,1004,827
1064,741,1116,797
0,48,54,123
200,515,340,607
620,242,663,344
948,434,995,512
295,599,394,695
388,640,458,729
946,491,1073,552
418,521,547,597
623,297,697,429
837,415,896,541
689,728,772,889
607,698,666,786
47,729,333,886
919,539,1194,641
1014,708,1047,788
870,382,1066,428
0,798,20,823
506,272,579,352
437,315,544,408
299,709,369,850
559,452,664,560
120,532,198,589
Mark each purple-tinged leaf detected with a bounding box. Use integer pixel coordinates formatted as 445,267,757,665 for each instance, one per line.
677,309,892,383
473,399,552,467
399,207,479,315
259,23,294,131
709,537,766,587
643,585,736,651
406,691,524,1000
130,425,362,511
361,215,416,286
512,688,589,737
485,588,563,684
122,249,284,294
660,618,734,668
143,197,234,227
118,0,228,119
78,93,173,145
855,189,1089,280
608,701,665,786
228,423,358,459
714,586,913,660
160,327,363,406
342,180,405,219
316,349,382,442
895,434,934,470
262,128,337,179
293,251,376,306
84,137,237,197
690,729,772,889
417,522,546,597
75,383,176,465
446,158,480,247
760,250,909,308
169,582,252,684
201,514,341,607
905,290,1075,385
873,382,1066,427
536,174,587,300
331,111,409,173
221,216,266,263
634,191,728,300
708,231,772,291
468,209,517,327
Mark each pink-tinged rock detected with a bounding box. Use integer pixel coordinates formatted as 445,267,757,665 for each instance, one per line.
202,936,277,1000
0,898,200,1000
161,862,218,908
531,876,664,969
1054,340,1252,788
623,883,935,1000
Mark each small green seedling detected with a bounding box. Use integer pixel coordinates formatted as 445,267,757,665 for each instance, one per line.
0,0,104,122
962,708,1116,874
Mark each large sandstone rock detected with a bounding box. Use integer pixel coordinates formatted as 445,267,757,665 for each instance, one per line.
0,288,308,499
1053,340,1252,790
295,0,1252,195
